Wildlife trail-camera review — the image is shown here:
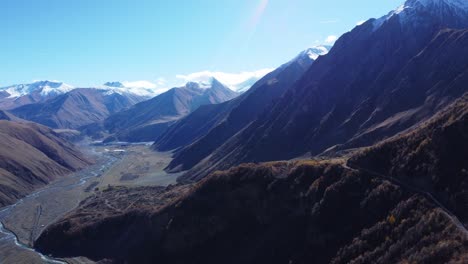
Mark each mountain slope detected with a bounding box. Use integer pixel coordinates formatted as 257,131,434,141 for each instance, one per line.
10,88,144,129
153,46,330,168
97,78,238,142
35,92,468,263
174,2,468,180
0,120,91,206
350,92,468,221
35,160,468,263
0,110,24,122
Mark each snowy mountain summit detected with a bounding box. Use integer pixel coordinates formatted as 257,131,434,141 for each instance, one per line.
303,46,331,60
103,82,125,88
0,81,74,98
282,45,331,71
184,77,233,92
373,0,468,29
101,82,158,97
414,0,468,9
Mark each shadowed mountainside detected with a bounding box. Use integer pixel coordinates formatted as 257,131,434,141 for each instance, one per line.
152,47,328,168
35,89,468,263
0,110,25,122
174,25,468,181
350,92,468,223
35,160,468,263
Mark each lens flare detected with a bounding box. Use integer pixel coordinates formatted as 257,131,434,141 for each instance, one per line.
249,0,269,28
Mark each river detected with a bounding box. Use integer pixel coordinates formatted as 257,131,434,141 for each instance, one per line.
0,147,118,264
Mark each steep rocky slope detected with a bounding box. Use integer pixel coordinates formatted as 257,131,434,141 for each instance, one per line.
153,47,328,169
0,120,91,206
175,22,468,181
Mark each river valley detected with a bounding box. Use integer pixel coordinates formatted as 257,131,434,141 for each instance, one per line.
0,142,180,263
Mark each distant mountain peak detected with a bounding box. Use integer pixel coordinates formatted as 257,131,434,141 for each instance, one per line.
284,45,331,71
0,80,74,98
402,0,468,13
185,82,203,90
103,82,125,88
414,0,468,9
184,78,231,91
207,77,226,88
304,45,331,60
100,82,158,97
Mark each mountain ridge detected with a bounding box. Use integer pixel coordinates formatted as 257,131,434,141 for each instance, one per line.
152,46,330,162
90,79,239,142
170,4,468,180
11,88,146,129
0,120,92,206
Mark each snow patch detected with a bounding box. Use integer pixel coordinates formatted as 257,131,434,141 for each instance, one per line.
373,0,468,30
101,82,161,97
0,81,74,98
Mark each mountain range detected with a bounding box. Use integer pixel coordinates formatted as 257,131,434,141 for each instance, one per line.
0,0,465,263
10,88,146,129
0,81,74,110
89,78,239,142
153,45,331,171
32,0,468,262
161,0,468,181
36,92,468,263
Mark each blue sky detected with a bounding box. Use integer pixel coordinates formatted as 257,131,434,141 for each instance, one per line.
1,0,402,89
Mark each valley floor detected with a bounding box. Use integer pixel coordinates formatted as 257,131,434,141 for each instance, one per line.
0,142,182,264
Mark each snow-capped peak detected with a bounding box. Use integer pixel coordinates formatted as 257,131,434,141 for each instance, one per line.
0,80,74,98
103,81,125,88
416,0,468,9
373,0,468,30
291,45,331,64
184,78,229,90
101,82,157,97
304,45,330,60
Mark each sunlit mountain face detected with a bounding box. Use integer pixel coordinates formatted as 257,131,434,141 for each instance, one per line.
1,0,468,263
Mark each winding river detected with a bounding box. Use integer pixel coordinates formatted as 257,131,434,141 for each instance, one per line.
0,148,118,264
